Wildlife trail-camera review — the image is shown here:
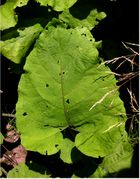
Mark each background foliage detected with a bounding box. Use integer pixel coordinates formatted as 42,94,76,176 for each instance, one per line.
1,0,139,178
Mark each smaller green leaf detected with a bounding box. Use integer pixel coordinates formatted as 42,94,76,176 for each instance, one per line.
0,1,17,30
72,174,79,178
14,0,29,7
60,138,75,163
0,168,2,177
59,9,106,30
0,0,29,30
46,18,68,29
0,133,4,145
35,0,77,11
0,24,43,64
7,163,50,178
0,167,7,177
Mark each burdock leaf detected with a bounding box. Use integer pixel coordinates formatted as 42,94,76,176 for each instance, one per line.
35,0,77,11
59,9,106,30
7,163,50,178
16,27,126,158
0,24,43,64
0,0,29,30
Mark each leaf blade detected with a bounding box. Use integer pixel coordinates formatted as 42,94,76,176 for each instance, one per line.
16,26,126,158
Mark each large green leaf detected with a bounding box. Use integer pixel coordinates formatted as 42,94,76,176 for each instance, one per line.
35,0,77,11
0,0,29,30
16,26,126,158
0,24,43,64
7,163,50,178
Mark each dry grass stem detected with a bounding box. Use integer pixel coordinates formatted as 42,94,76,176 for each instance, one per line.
127,88,139,113
2,113,16,118
89,89,117,111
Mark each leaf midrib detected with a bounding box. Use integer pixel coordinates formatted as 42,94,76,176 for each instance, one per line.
60,64,72,126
